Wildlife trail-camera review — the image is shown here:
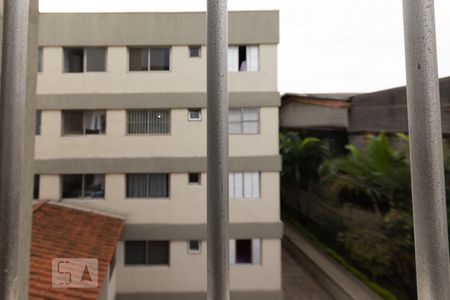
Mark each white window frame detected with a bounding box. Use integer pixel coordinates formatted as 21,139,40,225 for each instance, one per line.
188,109,202,121
229,107,260,135
228,45,259,72
229,172,260,199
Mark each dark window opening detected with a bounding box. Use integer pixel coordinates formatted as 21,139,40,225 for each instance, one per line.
125,241,169,265
64,48,84,73
62,110,106,135
36,110,41,135
62,174,105,199
189,46,201,58
188,173,201,184
150,47,170,71
125,241,147,265
236,240,252,264
38,47,43,72
86,47,107,72
33,175,40,199
129,48,149,71
188,240,201,254
238,46,247,72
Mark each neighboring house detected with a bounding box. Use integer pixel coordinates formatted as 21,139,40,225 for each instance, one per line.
30,201,124,300
280,93,353,154
34,11,283,300
349,76,450,147
280,77,450,149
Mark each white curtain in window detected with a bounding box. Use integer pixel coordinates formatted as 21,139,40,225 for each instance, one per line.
251,239,261,265
228,46,239,72
229,239,236,265
229,172,259,199
246,46,259,72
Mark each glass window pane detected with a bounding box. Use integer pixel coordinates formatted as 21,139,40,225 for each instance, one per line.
86,47,107,72
147,241,169,265
150,47,170,71
127,174,169,198
64,48,84,73
62,175,83,198
83,174,105,199
63,110,84,135
129,48,149,71
189,46,201,58
125,241,147,265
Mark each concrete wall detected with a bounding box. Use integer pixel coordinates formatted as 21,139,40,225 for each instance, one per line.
38,172,280,224
280,101,348,129
349,76,450,134
35,108,279,159
37,45,277,94
115,240,281,293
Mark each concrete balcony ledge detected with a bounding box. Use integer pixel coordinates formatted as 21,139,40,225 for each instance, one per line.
283,224,382,300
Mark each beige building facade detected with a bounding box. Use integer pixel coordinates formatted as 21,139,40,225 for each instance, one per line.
35,11,282,300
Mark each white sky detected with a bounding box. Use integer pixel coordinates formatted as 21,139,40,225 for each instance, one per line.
40,0,450,94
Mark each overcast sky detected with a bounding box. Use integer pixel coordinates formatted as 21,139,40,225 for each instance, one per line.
40,0,450,94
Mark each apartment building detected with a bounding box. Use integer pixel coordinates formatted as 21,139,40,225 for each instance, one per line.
34,11,282,300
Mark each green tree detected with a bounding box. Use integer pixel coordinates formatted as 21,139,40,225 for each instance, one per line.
280,132,329,191
321,133,411,218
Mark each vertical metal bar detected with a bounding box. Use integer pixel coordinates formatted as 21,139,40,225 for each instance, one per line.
402,0,450,299
207,0,229,299
0,0,38,298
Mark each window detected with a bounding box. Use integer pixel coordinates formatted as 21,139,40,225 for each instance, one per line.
86,47,107,72
188,109,202,121
64,47,107,73
228,45,259,72
125,241,169,265
126,174,169,198
229,108,259,134
188,240,201,254
38,47,43,72
61,174,105,199
127,109,170,135
229,172,260,198
33,175,40,199
36,110,41,135
189,46,201,58
62,110,106,135
188,173,201,185
229,239,261,265
129,47,171,71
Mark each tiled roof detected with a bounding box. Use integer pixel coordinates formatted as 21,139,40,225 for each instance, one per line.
29,201,125,300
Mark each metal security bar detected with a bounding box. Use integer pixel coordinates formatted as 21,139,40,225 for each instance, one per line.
127,109,171,135
207,0,230,299
0,0,38,299
402,0,450,299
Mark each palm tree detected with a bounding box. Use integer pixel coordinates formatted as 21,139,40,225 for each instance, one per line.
321,133,411,218
280,132,329,191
